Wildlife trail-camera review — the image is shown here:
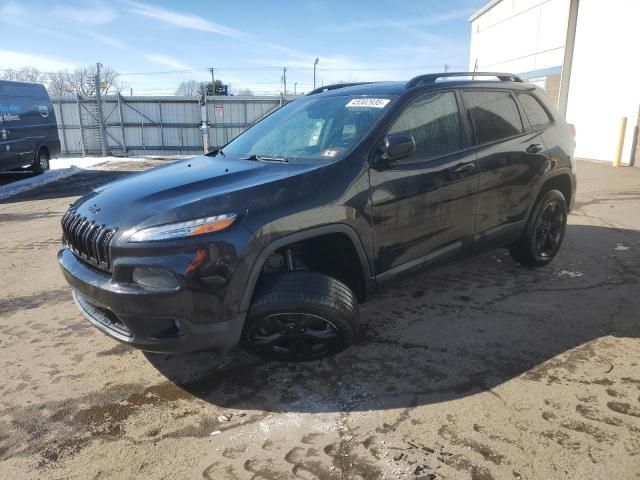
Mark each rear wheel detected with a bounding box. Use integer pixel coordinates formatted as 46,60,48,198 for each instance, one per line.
510,189,568,267
32,149,50,175
243,271,359,361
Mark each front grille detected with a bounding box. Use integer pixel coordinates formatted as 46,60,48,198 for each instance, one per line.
61,210,117,271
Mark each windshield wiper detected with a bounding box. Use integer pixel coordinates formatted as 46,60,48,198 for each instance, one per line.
205,148,225,157
241,154,288,163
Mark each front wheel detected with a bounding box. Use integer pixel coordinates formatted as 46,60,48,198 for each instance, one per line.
510,189,568,267
32,149,50,175
242,271,359,361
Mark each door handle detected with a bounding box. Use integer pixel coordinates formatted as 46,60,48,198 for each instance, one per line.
452,163,476,175
526,143,544,154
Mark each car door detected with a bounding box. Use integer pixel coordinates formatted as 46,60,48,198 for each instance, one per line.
369,90,480,281
461,89,549,249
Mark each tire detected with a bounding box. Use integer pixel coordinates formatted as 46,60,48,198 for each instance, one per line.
510,189,568,267
242,271,359,361
32,149,50,175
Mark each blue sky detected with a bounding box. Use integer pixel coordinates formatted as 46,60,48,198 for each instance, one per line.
0,0,487,95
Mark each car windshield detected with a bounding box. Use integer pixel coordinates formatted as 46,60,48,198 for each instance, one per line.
221,95,396,163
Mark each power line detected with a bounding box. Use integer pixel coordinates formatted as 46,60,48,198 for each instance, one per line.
114,64,468,76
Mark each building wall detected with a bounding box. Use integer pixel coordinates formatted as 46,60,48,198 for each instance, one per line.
469,0,570,75
565,0,640,163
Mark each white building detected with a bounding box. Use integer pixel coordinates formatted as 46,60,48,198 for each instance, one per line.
469,0,639,165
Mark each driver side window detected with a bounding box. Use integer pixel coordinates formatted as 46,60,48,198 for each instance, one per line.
388,91,463,163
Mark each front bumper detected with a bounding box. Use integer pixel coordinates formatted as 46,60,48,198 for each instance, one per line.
58,248,244,353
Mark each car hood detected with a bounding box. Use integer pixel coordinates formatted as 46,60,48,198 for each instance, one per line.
73,155,321,237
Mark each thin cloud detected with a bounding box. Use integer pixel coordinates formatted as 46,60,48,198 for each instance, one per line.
0,1,25,17
127,1,247,39
0,49,78,71
54,2,117,25
145,54,193,71
126,1,312,61
82,31,128,49
326,8,475,32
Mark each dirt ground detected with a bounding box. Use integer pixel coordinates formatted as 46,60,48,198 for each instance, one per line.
0,159,639,480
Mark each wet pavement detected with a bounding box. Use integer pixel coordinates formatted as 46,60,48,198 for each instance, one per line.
0,159,639,479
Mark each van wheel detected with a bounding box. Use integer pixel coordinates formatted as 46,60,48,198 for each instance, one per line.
32,149,50,175
243,271,359,361
510,189,568,267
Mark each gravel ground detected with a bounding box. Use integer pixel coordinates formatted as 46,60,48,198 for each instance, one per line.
0,159,639,480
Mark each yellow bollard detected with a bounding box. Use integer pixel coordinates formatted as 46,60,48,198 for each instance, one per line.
613,117,628,167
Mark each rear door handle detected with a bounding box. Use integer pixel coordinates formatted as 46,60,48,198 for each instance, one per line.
526,143,544,154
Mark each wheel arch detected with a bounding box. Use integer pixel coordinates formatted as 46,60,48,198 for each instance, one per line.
33,144,50,163
530,168,574,219
239,224,374,314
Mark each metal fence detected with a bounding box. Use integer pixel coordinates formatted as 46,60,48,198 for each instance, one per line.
51,94,297,157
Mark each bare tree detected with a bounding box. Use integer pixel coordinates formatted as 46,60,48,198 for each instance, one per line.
2,65,121,96
236,88,254,96
65,65,120,96
46,71,73,96
175,80,203,96
0,67,48,83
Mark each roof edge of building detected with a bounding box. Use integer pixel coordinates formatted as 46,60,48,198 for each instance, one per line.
469,0,503,22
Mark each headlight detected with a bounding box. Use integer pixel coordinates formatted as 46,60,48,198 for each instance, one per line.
128,213,238,242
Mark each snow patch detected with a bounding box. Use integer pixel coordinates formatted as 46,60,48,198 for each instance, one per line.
556,270,584,278
0,156,187,202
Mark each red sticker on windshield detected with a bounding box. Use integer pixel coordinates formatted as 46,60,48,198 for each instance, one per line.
321,149,339,158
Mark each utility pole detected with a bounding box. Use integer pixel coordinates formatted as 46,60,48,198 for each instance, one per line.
283,67,287,97
294,82,297,95
444,64,449,73
95,62,108,157
209,67,215,94
313,58,319,90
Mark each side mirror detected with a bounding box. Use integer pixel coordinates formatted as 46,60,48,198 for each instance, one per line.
378,133,416,163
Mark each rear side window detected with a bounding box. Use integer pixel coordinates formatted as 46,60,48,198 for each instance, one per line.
463,90,523,145
388,91,463,162
516,93,552,130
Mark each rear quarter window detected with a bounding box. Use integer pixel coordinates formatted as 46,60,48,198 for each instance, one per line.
462,90,524,145
516,93,553,130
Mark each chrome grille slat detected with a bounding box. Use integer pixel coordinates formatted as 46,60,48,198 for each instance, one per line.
61,210,116,272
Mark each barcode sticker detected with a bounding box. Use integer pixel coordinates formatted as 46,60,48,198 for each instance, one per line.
346,98,390,108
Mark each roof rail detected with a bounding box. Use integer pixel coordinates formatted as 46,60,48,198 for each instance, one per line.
307,82,373,95
406,72,523,89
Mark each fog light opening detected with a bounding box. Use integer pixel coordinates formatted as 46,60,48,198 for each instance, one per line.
132,267,180,290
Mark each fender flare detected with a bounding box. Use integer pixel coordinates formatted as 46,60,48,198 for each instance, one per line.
526,167,574,220
238,224,374,314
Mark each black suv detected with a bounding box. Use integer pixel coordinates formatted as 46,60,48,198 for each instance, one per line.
59,72,576,361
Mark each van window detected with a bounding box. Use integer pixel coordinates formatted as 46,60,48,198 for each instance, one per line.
463,90,523,145
516,93,552,130
388,91,463,162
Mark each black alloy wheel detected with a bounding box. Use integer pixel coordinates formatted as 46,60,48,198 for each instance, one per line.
509,189,568,267
246,312,342,360
243,271,359,361
533,199,566,258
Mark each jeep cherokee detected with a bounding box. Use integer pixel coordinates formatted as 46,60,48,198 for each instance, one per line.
59,72,577,361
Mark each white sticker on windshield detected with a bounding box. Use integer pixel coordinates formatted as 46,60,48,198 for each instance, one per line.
346,98,390,108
